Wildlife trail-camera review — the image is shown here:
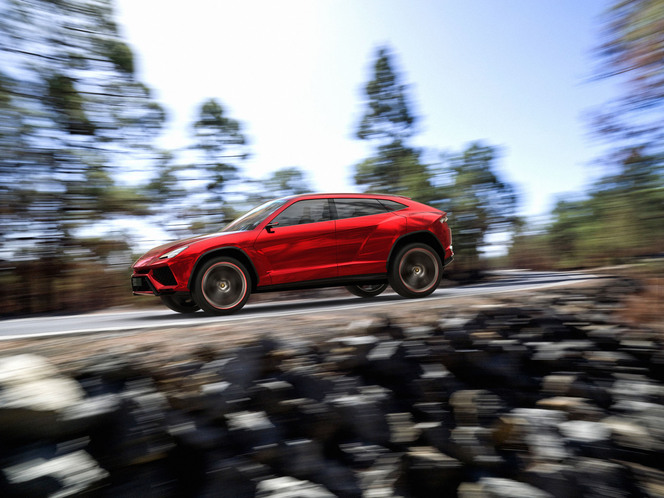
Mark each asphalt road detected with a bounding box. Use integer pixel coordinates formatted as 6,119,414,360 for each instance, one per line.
0,270,599,341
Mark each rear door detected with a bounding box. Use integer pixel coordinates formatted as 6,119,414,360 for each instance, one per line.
253,199,336,285
333,198,406,277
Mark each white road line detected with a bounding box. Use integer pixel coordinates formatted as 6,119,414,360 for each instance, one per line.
0,271,600,341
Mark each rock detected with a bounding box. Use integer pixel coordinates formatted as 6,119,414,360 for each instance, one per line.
520,462,580,498
255,476,336,497
249,380,296,415
0,354,85,411
569,458,639,497
278,398,342,443
458,477,554,497
447,426,504,469
386,412,419,446
621,461,664,497
73,352,146,395
602,415,652,450
60,393,122,436
338,442,388,469
558,420,612,458
278,438,325,478
311,461,363,497
412,362,460,403
281,365,341,402
226,410,281,454
0,354,98,440
367,314,404,340
1,448,108,497
98,386,173,469
536,396,605,421
2,280,663,496
494,409,569,462
611,374,664,404
328,393,391,445
398,446,462,497
415,421,452,452
188,380,247,417
450,389,504,427
204,457,271,497
541,373,578,396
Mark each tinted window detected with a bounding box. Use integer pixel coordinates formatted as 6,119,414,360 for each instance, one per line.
221,198,288,232
378,199,407,212
333,198,388,219
272,199,331,227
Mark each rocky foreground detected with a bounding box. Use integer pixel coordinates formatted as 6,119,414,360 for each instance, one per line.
1,277,663,497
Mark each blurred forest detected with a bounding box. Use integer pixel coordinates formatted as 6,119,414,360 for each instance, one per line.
1,0,662,316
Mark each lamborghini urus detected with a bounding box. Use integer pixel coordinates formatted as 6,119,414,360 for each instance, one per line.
131,193,453,315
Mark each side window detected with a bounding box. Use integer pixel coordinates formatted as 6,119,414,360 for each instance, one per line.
378,199,407,212
272,199,331,227
333,199,388,219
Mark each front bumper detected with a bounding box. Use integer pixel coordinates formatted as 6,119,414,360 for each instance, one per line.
131,265,180,296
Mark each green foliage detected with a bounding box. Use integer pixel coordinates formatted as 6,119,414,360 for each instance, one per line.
0,0,165,263
47,74,96,135
545,148,664,268
438,142,519,268
520,0,664,270
356,47,416,144
598,0,664,110
193,99,247,157
353,46,435,200
593,0,664,149
352,48,520,271
0,0,166,314
265,167,312,197
508,0,664,271
354,142,435,200
174,98,251,230
105,41,135,75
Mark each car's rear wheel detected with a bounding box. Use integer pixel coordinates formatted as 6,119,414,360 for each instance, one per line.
389,243,442,298
160,294,200,314
192,257,251,315
345,283,388,298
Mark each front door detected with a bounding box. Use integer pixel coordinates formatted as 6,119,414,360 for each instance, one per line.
254,199,336,286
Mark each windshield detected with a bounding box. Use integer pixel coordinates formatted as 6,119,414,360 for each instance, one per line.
220,198,288,232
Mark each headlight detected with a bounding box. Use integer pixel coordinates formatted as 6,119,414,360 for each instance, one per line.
159,246,188,259
440,215,448,223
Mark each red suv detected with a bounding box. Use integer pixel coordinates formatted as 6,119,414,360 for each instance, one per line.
131,193,453,315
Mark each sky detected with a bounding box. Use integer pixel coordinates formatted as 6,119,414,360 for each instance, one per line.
114,0,617,221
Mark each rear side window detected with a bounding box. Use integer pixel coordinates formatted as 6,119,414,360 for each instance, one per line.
271,199,331,227
333,198,388,219
378,199,407,212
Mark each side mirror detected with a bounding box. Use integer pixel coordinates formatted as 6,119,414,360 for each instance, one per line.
265,222,279,233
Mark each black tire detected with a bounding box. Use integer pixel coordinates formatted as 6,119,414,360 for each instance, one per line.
345,283,388,298
192,257,251,315
388,243,442,298
160,294,200,314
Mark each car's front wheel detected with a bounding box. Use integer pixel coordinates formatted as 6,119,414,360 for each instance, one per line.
160,294,200,314
345,283,388,298
388,243,442,298
192,257,251,315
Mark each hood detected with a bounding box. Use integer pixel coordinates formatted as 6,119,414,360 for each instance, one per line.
133,231,241,267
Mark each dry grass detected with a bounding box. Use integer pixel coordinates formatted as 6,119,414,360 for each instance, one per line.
620,276,664,332
594,260,664,333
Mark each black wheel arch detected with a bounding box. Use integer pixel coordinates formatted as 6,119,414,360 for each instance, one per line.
188,247,259,292
387,231,446,272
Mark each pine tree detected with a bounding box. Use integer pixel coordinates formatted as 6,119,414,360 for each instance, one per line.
353,46,434,200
